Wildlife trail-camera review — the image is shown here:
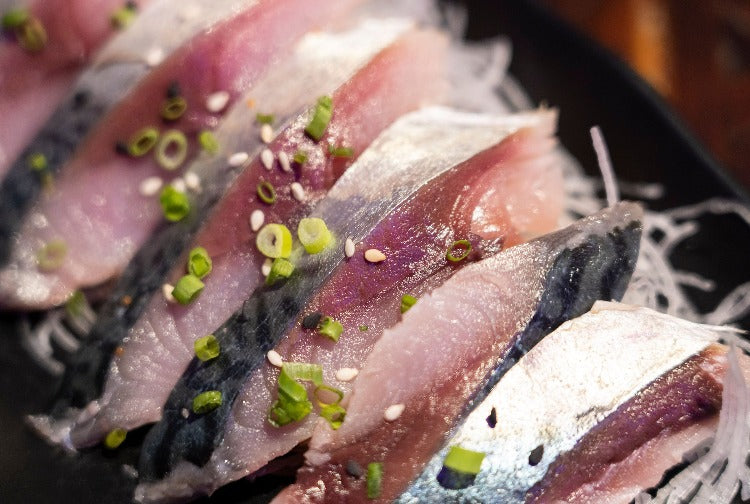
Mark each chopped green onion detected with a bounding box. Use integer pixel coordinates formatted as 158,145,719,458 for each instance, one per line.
187,246,212,279
268,363,323,427
103,428,127,449
198,130,218,154
155,129,188,170
110,3,137,29
256,181,276,204
172,274,204,305
320,403,346,430
328,145,354,158
255,113,275,125
446,239,472,262
302,312,323,330
160,96,187,121
318,316,343,342
400,294,417,314
2,8,29,29
36,240,67,271
194,334,220,361
26,152,47,171
15,16,46,52
265,257,294,286
366,462,383,499
65,290,88,320
293,150,308,165
128,126,159,157
256,223,292,258
443,446,485,475
314,384,344,406
359,325,368,332
192,390,222,414
159,186,190,221
297,217,332,254
283,362,324,384
305,95,333,141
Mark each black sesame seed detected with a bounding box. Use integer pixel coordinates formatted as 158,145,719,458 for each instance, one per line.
114,141,130,156
72,90,90,109
125,1,138,11
486,407,497,428
345,460,364,478
166,81,181,99
528,444,544,466
301,312,322,330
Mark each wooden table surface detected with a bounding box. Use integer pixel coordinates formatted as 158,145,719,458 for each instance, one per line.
543,0,750,191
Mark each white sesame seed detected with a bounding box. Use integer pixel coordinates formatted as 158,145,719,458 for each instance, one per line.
364,248,386,263
228,151,249,167
260,123,274,144
184,172,201,192
261,258,272,277
181,407,189,419
205,90,230,113
261,148,274,170
266,350,283,368
145,47,164,67
291,182,305,202
139,176,163,197
335,367,359,382
162,283,176,303
171,178,186,193
345,238,355,258
278,151,291,173
384,403,405,422
250,209,264,232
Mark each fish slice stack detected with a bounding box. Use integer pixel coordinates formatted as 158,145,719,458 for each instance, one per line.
1,1,748,503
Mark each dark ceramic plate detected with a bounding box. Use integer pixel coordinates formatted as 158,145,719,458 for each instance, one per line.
2,1,749,502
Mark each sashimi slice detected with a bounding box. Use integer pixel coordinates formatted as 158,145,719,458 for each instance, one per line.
396,302,749,504
275,202,643,503
0,0,362,309
0,0,157,179
59,29,449,449
135,111,563,503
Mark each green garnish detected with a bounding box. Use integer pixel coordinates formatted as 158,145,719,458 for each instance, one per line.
328,145,354,158
265,257,294,286
318,316,343,342
171,274,204,305
292,150,308,165
256,223,292,258
359,325,368,332
128,126,159,157
2,8,29,29
400,294,417,314
256,181,276,204
305,95,333,141
26,152,47,171
268,363,322,427
110,3,137,29
297,217,331,254
65,290,88,320
446,239,472,262
192,390,222,414
198,130,219,154
159,186,190,221
160,96,187,121
103,428,127,449
366,462,383,499
36,240,67,271
15,15,46,52
314,384,345,430
187,246,212,279
443,446,485,475
255,113,275,125
194,334,220,361
155,129,188,170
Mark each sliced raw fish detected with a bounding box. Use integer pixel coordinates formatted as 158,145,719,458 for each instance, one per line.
135,110,563,502
276,202,643,503
399,301,749,504
0,0,363,309
58,29,449,449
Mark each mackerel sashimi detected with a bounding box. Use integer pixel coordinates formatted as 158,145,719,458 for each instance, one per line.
135,109,563,502
276,202,643,503
59,29,449,449
0,0,362,309
401,301,750,504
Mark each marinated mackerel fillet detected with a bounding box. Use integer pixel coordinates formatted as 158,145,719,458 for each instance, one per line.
0,0,362,309
135,111,563,503
276,202,643,504
0,0,157,179
399,301,750,504
57,30,448,449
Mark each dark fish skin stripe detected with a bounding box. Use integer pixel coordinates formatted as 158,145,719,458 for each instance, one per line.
0,91,104,265
139,247,345,480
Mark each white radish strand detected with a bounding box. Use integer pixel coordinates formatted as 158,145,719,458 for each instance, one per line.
590,125,619,207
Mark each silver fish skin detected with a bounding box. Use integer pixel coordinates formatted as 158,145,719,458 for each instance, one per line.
399,301,725,504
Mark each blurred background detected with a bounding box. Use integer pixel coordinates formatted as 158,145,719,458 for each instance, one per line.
542,0,750,190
